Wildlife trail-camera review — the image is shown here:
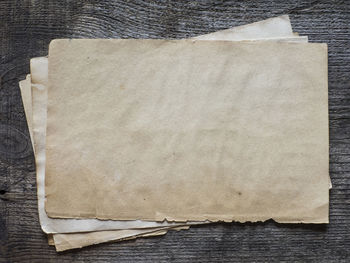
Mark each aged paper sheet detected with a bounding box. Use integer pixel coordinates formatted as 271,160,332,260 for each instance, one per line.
29,17,320,250
52,226,189,252
31,15,306,235
19,74,34,150
27,36,319,250
46,39,329,223
193,14,293,40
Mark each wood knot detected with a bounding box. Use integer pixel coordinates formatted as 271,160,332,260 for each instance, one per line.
0,124,32,159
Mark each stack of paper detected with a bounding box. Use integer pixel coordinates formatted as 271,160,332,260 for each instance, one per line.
19,15,330,252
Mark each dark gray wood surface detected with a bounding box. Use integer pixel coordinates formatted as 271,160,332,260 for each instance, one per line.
1,1,350,262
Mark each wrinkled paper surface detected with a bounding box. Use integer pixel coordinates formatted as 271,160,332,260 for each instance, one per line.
45,39,329,223
20,75,190,251
30,57,191,233
18,15,330,251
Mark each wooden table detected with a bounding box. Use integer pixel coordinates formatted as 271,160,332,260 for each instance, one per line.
1,1,349,262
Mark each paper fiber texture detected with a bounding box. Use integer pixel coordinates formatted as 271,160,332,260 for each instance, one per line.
19,16,328,252
30,57,191,233
18,74,196,251
31,16,304,235
46,39,329,223
36,15,306,233
24,60,191,250
24,39,321,250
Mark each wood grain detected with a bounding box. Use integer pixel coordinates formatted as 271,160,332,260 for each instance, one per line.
1,0,349,262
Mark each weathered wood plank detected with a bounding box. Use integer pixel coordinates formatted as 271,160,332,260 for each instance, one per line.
1,0,350,262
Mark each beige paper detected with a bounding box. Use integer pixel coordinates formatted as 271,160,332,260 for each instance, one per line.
19,74,34,150
25,34,320,250
53,226,189,252
33,19,316,250
47,234,55,246
33,15,306,235
197,36,309,43
193,15,293,40
21,76,191,250
52,228,167,251
21,69,189,249
24,32,328,253
18,16,329,252
30,57,192,233
46,39,329,223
